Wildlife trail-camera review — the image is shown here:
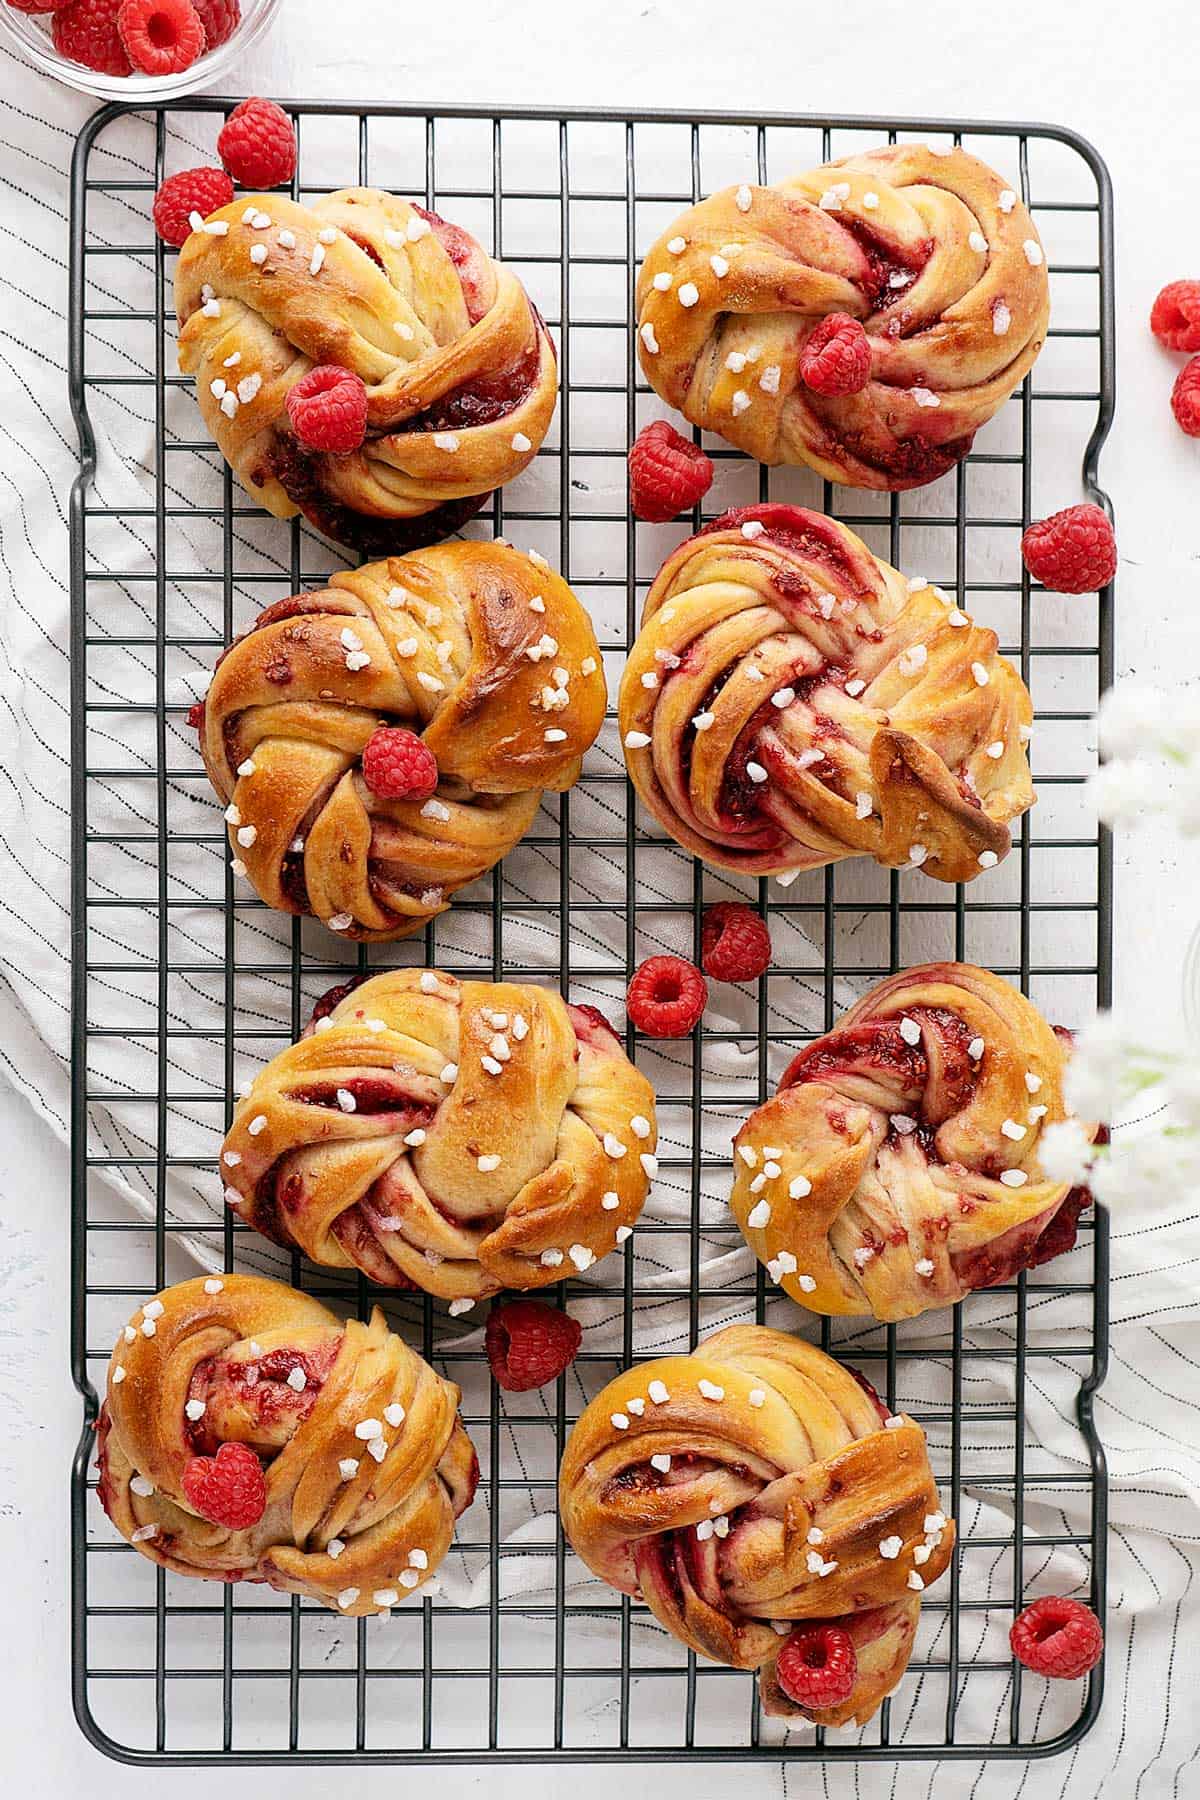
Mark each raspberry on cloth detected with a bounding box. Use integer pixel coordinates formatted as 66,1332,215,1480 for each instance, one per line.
700,901,772,983
484,1297,582,1392
626,954,707,1037
1010,1596,1104,1679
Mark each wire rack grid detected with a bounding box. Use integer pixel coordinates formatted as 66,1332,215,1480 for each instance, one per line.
68,100,1114,1767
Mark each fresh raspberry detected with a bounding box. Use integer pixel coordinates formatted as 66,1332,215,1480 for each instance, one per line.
191,0,237,45
626,954,707,1038
799,313,872,398
7,0,74,12
52,0,130,74
484,1297,582,1392
361,726,438,802
1010,1596,1103,1680
628,420,714,524
286,365,368,455
152,166,234,247
117,0,203,72
217,96,297,189
1171,357,1200,438
182,1441,266,1529
1150,281,1200,354
775,1624,858,1712
1021,503,1117,594
701,902,772,983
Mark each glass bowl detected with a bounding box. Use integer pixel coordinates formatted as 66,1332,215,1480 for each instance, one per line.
0,0,282,103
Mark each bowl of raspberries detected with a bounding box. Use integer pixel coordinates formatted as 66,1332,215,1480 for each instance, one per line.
0,0,281,99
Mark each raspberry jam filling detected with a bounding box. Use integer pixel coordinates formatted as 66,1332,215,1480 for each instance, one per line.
185,1335,343,1455
306,974,369,1029
278,850,314,916
781,1010,976,1153
343,231,387,271
952,1189,1088,1292
846,222,933,316
403,335,540,435
293,1077,435,1119
367,866,440,916
674,658,786,839
838,426,976,487
567,1001,621,1052
266,430,491,555
699,506,870,588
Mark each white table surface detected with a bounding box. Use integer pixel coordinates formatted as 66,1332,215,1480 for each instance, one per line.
3,0,1198,1793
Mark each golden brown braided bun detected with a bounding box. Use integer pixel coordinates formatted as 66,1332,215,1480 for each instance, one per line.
96,1275,478,1617
730,963,1096,1322
222,971,657,1303
197,541,606,942
636,143,1048,490
176,188,557,553
619,505,1033,885
559,1325,953,1727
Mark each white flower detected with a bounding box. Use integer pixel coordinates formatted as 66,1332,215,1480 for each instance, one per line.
1063,1013,1137,1121
1087,760,1156,830
1038,1118,1094,1185
1096,683,1170,760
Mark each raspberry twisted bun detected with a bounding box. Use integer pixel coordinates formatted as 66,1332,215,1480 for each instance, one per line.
730,964,1096,1322
619,505,1033,884
636,143,1048,490
559,1325,953,1727
197,541,605,942
222,971,657,1303
176,188,557,553
96,1275,478,1616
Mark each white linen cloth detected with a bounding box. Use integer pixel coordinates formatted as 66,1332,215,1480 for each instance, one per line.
1,32,1198,1796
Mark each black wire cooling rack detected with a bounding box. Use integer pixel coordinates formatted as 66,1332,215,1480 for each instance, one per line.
67,100,1114,1767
